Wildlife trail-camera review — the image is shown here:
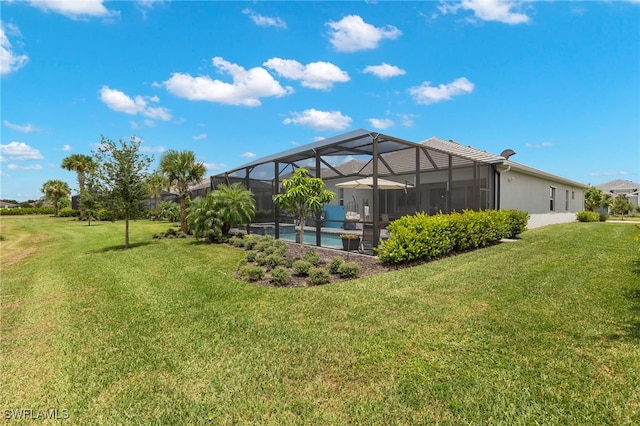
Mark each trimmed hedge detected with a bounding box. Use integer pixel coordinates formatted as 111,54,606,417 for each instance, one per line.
0,207,55,215
378,209,529,265
576,211,600,222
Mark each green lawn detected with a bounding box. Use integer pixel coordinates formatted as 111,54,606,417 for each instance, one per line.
1,216,639,424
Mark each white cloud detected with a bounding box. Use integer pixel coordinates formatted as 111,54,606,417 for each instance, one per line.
1,21,29,76
588,171,629,177
99,86,172,121
139,145,166,153
525,142,553,148
409,77,475,105
61,144,71,151
397,113,417,127
204,162,227,171
7,163,43,171
263,58,350,90
242,9,287,29
0,141,44,160
3,120,38,133
283,109,352,131
440,0,532,25
327,15,402,52
192,134,207,140
363,63,406,79
28,0,116,19
368,118,394,129
163,57,294,106
241,152,256,158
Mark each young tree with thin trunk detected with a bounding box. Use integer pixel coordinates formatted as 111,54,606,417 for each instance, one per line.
94,136,152,249
273,168,335,256
41,179,71,216
159,150,206,233
610,194,632,219
61,153,96,219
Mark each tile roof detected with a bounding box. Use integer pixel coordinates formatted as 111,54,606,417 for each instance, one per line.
596,179,640,193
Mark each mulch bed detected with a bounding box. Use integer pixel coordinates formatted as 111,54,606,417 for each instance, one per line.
234,241,393,287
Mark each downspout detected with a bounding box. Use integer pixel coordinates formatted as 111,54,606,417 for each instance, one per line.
495,163,511,211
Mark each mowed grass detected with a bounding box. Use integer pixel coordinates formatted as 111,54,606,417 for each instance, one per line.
1,216,639,425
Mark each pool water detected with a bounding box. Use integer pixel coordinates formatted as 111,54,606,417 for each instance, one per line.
280,231,346,248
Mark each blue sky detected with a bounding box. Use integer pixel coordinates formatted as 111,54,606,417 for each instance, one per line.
1,0,639,201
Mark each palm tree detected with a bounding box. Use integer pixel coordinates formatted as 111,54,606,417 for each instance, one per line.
146,171,166,210
187,183,255,241
41,179,71,216
159,150,206,233
61,154,96,218
210,183,256,237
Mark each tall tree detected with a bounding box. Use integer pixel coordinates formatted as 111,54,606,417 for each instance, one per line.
146,171,166,210
159,150,206,233
41,179,71,216
94,136,153,249
61,154,96,219
273,168,335,255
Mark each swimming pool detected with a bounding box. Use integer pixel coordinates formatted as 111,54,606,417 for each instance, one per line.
279,231,346,248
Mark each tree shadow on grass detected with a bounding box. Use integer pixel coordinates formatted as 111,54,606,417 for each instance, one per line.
91,241,153,253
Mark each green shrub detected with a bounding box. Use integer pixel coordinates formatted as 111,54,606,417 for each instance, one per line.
302,250,321,266
229,235,245,247
265,253,287,270
254,252,268,267
0,207,55,216
379,209,521,265
308,267,331,285
58,207,80,218
502,209,529,239
97,209,116,221
599,212,609,222
238,265,265,282
270,266,291,286
328,257,344,274
244,236,259,250
576,211,600,222
292,260,312,276
245,251,257,263
255,237,275,253
338,262,361,279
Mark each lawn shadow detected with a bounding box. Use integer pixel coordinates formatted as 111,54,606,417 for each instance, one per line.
607,285,640,342
91,241,153,253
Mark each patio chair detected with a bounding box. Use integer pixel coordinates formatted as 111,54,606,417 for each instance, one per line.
358,223,379,254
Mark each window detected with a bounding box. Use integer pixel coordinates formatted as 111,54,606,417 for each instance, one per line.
550,186,556,211
572,191,575,200
338,188,344,206
565,190,569,211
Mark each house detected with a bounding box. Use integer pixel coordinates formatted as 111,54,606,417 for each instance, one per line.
597,179,639,209
203,129,587,248
0,201,20,209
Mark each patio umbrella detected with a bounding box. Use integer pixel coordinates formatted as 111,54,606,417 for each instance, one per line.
335,176,413,190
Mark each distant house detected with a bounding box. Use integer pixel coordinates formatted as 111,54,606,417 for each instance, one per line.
199,129,587,247
0,201,20,209
597,179,639,209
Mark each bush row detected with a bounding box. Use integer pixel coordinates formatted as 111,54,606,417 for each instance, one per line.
0,207,55,215
378,209,529,265
576,211,601,222
233,234,361,286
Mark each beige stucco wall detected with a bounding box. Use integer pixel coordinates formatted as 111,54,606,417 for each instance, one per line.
499,168,585,227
